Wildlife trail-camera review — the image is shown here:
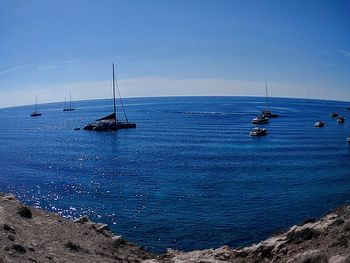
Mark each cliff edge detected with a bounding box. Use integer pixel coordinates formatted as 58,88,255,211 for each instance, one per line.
2,193,350,263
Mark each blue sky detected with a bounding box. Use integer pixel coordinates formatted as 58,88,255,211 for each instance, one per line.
1,0,350,107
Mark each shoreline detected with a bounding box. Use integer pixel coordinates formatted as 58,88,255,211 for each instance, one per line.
1,193,350,262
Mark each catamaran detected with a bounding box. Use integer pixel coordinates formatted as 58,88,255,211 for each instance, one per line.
83,64,136,132
63,92,75,111
30,97,42,117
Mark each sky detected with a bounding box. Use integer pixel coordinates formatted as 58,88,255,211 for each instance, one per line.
0,0,350,107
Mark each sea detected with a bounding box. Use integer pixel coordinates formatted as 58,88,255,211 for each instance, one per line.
0,96,350,253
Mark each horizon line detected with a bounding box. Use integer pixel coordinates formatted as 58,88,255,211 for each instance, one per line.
1,95,349,110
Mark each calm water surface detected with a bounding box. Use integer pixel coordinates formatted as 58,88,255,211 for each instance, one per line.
0,96,350,252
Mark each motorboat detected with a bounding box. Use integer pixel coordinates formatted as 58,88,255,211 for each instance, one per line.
249,127,267,136
337,116,345,124
252,115,269,124
330,112,339,118
314,121,325,128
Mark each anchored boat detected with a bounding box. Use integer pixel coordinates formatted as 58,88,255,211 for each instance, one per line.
249,127,267,136
314,121,325,128
252,115,269,124
30,97,42,117
337,116,345,124
83,64,136,132
261,82,279,118
330,112,339,118
63,93,75,111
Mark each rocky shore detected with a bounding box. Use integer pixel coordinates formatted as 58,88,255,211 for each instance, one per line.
1,193,350,263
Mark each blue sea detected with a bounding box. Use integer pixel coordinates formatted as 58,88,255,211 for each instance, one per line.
1,96,350,253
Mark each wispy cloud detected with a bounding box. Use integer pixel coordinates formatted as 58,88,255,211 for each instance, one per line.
318,62,337,67
0,60,78,76
340,50,350,58
0,63,37,76
37,60,77,71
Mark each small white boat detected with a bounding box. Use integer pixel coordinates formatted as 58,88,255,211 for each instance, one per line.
337,116,345,124
249,127,267,136
252,115,269,124
314,121,325,128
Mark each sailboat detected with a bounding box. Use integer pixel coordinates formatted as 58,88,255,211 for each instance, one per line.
83,63,136,131
30,97,42,117
261,82,279,118
63,93,75,111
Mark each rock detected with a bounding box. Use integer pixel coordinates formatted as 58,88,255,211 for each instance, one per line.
28,246,35,251
330,236,348,248
286,228,320,244
2,194,16,201
7,234,15,241
65,241,81,252
17,205,32,219
302,218,317,224
12,243,26,254
255,245,273,258
28,257,40,262
292,250,328,263
96,223,109,232
0,193,155,262
3,223,15,233
331,218,345,227
74,215,90,224
112,235,125,246
101,229,113,237
329,254,350,263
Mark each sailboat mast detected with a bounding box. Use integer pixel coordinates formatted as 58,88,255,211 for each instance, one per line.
112,63,117,122
69,92,72,109
265,81,269,110
35,97,38,112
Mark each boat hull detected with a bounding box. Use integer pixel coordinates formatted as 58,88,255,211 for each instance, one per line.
314,122,325,127
252,119,269,124
249,130,267,136
83,121,136,132
30,112,41,117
